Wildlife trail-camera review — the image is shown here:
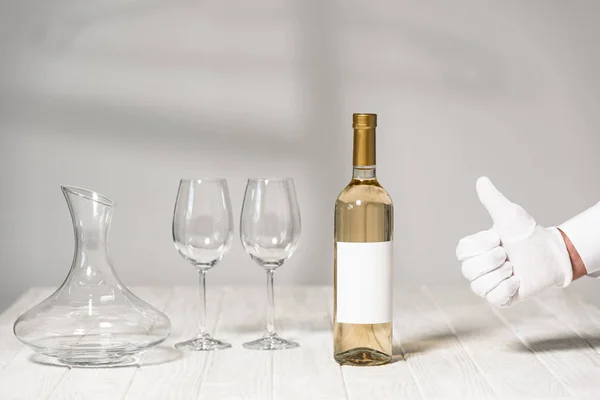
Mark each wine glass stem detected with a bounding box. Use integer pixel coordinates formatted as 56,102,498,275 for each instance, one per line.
197,269,208,336
265,269,276,337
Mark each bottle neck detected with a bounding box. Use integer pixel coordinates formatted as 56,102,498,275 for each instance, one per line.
353,125,376,180
353,165,377,180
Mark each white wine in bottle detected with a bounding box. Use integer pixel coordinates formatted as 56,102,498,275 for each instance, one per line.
334,113,393,366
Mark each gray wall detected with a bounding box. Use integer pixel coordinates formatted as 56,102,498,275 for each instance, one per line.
1,0,600,311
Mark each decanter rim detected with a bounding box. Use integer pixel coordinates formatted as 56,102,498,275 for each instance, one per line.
61,186,114,207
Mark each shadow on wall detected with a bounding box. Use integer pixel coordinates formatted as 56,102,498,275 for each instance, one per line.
5,0,513,146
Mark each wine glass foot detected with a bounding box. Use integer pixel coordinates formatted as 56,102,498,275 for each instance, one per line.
174,335,231,351
243,334,299,350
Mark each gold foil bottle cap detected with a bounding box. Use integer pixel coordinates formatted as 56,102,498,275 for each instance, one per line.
352,113,376,167
352,113,377,129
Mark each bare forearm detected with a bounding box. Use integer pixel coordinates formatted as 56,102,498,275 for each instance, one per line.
558,228,587,280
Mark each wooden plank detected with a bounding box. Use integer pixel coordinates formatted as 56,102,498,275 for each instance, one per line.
124,286,217,400
322,287,421,400
535,290,600,352
0,288,52,369
272,286,347,400
197,286,272,400
6,285,599,399
393,287,496,399
44,287,173,400
0,288,68,400
342,361,420,400
48,369,136,400
426,286,569,399
492,290,600,398
0,289,68,400
0,349,69,400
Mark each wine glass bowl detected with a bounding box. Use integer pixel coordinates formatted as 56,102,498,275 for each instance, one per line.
173,214,232,267
240,178,301,350
241,214,299,268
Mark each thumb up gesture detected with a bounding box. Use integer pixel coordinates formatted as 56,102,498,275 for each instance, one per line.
456,177,573,307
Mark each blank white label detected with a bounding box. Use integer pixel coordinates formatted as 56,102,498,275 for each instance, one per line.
336,241,393,324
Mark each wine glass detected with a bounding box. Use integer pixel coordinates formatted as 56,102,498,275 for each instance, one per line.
172,178,233,351
240,177,302,350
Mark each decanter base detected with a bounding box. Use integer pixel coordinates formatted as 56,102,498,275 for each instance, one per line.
57,355,137,368
24,333,165,367
34,350,139,368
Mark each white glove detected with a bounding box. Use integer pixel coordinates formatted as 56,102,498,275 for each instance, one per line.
456,177,573,307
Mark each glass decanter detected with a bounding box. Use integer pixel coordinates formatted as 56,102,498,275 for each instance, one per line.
13,186,171,367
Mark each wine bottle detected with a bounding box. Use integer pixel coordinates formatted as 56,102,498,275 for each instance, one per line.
333,113,393,366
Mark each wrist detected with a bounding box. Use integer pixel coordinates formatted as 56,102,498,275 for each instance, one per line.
558,228,587,280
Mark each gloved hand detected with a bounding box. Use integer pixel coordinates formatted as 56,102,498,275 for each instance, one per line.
456,177,573,307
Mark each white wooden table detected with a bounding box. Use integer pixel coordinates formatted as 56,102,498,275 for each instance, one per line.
1,286,600,399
